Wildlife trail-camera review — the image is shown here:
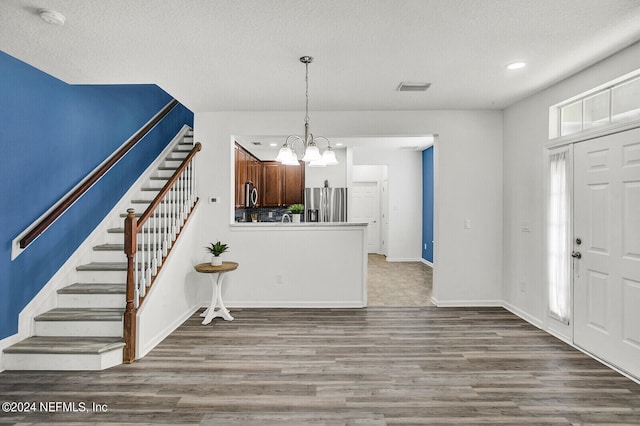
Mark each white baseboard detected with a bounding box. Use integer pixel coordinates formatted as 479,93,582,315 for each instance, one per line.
137,305,200,359
502,301,544,329
385,257,423,262
216,301,366,309
431,298,503,307
420,258,433,267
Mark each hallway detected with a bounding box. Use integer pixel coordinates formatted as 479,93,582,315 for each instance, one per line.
367,254,433,306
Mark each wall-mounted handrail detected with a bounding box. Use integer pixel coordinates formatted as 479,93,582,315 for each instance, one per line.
123,142,201,363
18,99,179,249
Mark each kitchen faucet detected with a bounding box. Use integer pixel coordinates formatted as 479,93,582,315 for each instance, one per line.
281,213,291,223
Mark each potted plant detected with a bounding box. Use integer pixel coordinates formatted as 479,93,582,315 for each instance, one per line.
288,204,304,223
206,241,229,266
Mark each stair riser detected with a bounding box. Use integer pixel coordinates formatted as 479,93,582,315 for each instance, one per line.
146,179,169,189
57,293,125,309
92,249,128,263
92,248,167,264
157,169,178,178
76,269,126,284
3,350,123,371
35,320,123,337
105,230,178,245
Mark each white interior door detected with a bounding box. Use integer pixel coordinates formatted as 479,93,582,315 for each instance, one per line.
352,182,380,253
573,127,640,379
381,181,389,256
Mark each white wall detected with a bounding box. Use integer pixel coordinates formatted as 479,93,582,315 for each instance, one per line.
503,41,640,338
194,110,503,305
304,149,347,188
221,224,367,307
137,205,204,358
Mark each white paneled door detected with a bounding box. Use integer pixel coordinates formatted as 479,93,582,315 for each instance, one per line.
573,127,640,379
351,182,380,253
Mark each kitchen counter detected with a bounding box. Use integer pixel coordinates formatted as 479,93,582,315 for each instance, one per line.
230,222,368,228
223,221,368,308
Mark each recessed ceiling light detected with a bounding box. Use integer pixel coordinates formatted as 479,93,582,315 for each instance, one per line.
269,143,278,147
335,143,344,146
507,62,526,70
38,9,66,26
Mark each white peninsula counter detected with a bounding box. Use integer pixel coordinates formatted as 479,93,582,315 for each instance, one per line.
222,222,368,308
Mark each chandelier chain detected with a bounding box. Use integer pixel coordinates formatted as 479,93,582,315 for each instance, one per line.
304,61,310,125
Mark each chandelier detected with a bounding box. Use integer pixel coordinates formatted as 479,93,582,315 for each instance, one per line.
275,56,338,167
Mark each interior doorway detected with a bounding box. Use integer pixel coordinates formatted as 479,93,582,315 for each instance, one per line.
351,165,388,255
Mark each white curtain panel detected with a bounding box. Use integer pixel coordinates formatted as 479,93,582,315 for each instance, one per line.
548,150,571,323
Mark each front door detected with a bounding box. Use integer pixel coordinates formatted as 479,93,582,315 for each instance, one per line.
573,127,640,379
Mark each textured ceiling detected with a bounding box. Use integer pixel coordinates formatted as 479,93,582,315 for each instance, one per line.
2,0,640,113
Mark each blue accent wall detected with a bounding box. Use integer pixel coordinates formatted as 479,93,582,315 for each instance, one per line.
422,147,434,263
0,51,193,339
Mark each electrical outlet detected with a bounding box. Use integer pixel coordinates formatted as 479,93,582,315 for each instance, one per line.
464,219,471,229
276,273,284,284
209,197,218,203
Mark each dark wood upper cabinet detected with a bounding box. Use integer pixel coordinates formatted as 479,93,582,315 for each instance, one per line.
261,161,305,207
235,143,304,208
261,161,282,207
234,142,262,208
282,163,304,205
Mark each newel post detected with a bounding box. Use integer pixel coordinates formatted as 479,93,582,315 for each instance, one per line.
123,208,137,363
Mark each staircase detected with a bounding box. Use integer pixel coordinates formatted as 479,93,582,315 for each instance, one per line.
3,130,195,370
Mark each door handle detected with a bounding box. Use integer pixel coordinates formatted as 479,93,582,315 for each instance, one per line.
571,251,582,259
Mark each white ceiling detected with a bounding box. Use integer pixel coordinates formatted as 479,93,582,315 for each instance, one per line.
2,0,640,114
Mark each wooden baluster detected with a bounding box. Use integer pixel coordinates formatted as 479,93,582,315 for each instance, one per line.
124,209,137,363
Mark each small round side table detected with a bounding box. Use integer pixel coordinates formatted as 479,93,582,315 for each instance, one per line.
194,261,238,325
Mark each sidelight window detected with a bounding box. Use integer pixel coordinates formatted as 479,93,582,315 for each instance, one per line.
547,149,571,323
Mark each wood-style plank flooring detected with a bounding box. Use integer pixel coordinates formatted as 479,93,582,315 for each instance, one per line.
1,307,639,425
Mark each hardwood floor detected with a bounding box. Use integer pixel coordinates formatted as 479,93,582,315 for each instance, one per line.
1,307,639,425
367,254,433,306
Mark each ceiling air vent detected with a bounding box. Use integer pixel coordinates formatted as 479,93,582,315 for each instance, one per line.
396,82,431,92
251,142,263,146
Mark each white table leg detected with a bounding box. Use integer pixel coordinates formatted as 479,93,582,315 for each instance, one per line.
201,272,234,325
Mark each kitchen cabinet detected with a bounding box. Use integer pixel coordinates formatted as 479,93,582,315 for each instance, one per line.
282,163,304,205
234,143,261,208
261,162,282,207
261,161,305,207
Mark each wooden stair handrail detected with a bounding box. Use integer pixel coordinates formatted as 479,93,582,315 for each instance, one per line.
123,141,201,363
137,142,201,227
19,99,179,249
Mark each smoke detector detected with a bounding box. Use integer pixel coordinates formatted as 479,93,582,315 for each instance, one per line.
39,9,66,26
397,82,431,92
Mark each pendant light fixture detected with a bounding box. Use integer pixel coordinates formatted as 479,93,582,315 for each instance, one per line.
275,56,338,167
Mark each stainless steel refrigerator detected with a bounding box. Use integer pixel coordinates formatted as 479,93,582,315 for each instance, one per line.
304,187,348,222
